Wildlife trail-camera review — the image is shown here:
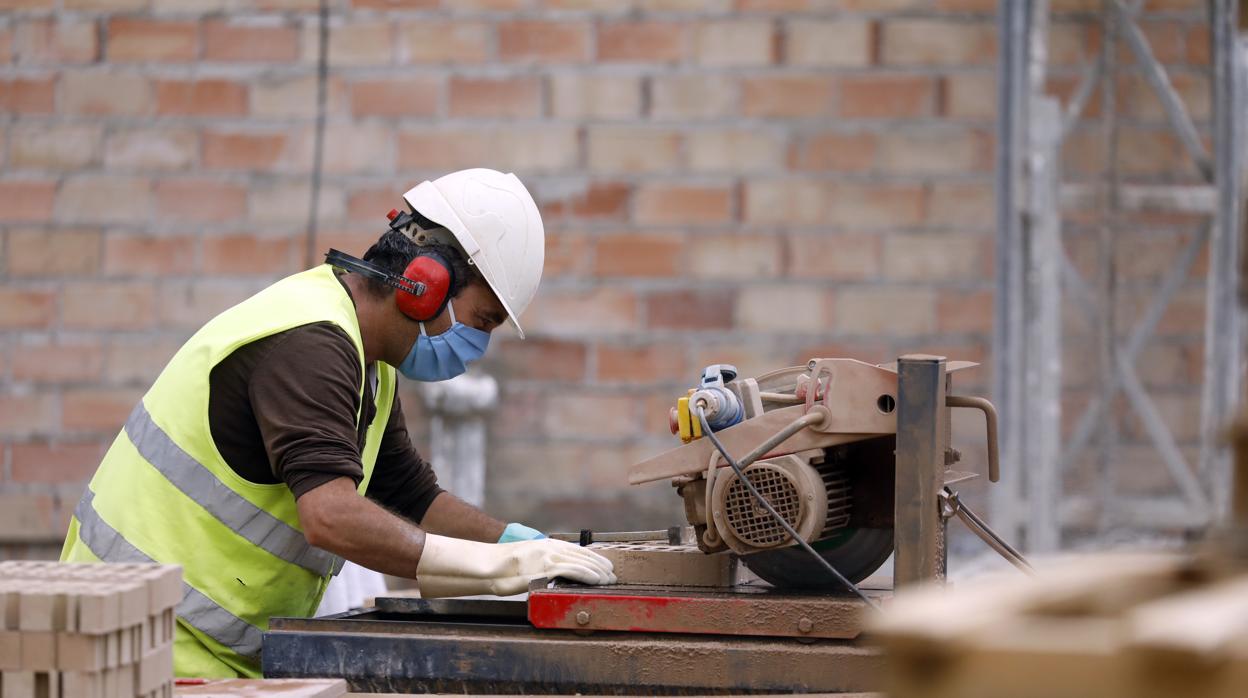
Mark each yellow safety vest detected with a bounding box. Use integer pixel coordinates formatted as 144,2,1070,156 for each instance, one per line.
61,265,395,678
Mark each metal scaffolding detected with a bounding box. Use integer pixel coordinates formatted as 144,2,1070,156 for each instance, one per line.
993,0,1246,549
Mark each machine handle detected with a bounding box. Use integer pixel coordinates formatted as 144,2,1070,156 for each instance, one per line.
946,395,1000,483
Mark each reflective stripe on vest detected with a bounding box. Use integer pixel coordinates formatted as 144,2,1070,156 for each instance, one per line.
124,401,340,578
74,488,264,660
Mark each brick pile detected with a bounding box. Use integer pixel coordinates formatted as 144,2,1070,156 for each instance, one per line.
0,561,180,698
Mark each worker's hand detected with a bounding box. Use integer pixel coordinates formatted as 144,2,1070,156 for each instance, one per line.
498,522,545,543
416,534,616,598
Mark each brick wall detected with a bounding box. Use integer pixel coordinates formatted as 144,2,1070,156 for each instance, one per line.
0,0,1209,557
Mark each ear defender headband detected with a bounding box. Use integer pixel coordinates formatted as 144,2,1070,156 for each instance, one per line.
325,245,455,323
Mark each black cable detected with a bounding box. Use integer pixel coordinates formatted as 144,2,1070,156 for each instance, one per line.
304,0,330,268
695,406,881,610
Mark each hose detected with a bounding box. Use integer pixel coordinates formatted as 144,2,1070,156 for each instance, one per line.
695,405,881,610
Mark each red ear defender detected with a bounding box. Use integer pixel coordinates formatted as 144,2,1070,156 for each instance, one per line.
395,253,452,322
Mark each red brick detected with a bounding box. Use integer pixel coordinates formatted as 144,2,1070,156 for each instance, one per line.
0,393,57,439
488,338,588,382
1187,24,1208,65
541,182,631,220
634,184,733,225
12,341,105,384
202,235,299,275
202,20,298,62
155,179,247,222
104,336,181,385
398,21,490,64
499,21,589,62
62,281,155,330
0,25,10,65
693,19,773,66
594,234,685,277
0,76,55,113
597,21,684,63
827,182,927,228
0,180,55,221
744,179,826,225
103,234,196,276
742,75,833,118
645,290,734,330
107,19,197,61
62,388,142,433
882,232,982,281
543,231,591,278
62,71,149,116
352,0,436,7
202,131,288,171
938,288,993,334
55,175,151,224
0,288,56,329
103,127,197,171
881,20,996,66
159,280,262,329
351,77,441,118
687,235,782,280
587,127,682,173
736,285,827,331
7,229,102,276
448,76,541,118
650,74,735,120
838,75,935,119
329,20,394,66
155,79,247,116
596,343,687,383
788,233,881,281
785,19,871,67
789,131,876,172
524,287,638,334
543,393,639,439
347,187,403,221
14,19,98,65
10,442,105,484
398,126,578,172
10,123,102,169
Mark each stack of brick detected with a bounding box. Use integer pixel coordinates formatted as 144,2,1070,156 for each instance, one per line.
0,561,180,698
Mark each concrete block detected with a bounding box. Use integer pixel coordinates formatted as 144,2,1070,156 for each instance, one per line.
588,543,736,587
56,632,107,671
76,589,121,635
2,670,37,698
61,670,106,698
18,631,54,670
136,642,171,694
0,630,21,669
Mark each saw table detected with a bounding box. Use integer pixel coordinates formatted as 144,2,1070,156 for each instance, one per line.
262,355,1020,694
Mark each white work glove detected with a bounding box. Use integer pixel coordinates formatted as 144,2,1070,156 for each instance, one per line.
416,534,616,598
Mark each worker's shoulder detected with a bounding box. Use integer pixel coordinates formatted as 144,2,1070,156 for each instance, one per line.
246,321,360,376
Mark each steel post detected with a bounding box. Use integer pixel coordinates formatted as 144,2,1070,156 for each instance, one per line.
894,355,949,587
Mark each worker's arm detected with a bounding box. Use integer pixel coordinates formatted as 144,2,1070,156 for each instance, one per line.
419,491,506,543
297,476,615,596
298,476,427,578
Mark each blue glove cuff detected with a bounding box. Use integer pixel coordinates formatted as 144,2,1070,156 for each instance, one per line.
498,522,546,543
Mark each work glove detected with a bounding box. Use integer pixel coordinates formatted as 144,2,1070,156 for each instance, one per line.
416,534,616,598
498,522,545,543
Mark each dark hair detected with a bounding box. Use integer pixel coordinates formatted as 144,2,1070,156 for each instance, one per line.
360,229,478,300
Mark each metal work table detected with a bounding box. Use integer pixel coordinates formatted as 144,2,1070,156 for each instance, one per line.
262,596,883,695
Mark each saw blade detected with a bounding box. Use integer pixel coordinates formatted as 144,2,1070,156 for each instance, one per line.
740,527,893,590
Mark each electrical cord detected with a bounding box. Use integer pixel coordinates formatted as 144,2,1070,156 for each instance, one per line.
695,406,881,610
304,0,330,268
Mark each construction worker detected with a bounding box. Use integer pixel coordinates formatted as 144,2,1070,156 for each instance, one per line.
60,168,616,678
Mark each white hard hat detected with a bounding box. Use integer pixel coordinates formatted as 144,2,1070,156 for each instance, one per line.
402,168,545,339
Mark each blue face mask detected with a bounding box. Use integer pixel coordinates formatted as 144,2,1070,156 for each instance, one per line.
397,303,491,382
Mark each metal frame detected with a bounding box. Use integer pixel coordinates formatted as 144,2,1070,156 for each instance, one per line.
993,0,1246,548
894,355,950,585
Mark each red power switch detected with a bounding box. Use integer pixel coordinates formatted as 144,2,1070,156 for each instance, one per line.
387,208,400,221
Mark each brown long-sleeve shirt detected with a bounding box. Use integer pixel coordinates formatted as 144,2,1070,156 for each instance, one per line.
206,286,442,523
